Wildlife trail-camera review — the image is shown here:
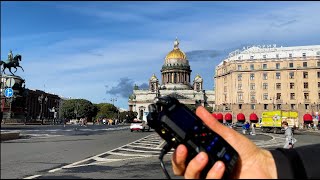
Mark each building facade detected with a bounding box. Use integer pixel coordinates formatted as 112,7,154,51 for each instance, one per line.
128,39,215,119
214,45,320,124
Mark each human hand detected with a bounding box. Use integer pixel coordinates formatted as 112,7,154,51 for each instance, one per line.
171,106,278,179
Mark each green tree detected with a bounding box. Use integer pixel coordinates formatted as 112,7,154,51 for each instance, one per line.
61,99,97,120
94,103,118,119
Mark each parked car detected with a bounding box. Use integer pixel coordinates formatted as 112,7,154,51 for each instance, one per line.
130,120,150,132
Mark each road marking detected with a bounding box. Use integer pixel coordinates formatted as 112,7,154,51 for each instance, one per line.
23,175,41,179
45,132,290,175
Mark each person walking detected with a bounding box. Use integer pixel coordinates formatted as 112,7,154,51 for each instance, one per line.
250,123,256,135
282,121,294,149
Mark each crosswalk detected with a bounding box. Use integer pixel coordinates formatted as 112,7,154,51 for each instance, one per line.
43,132,292,174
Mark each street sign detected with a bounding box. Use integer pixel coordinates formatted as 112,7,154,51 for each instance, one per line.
4,88,14,98
5,78,15,88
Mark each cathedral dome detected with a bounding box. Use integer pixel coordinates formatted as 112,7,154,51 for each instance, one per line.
164,38,189,65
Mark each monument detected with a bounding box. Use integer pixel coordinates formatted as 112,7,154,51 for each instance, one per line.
1,50,27,123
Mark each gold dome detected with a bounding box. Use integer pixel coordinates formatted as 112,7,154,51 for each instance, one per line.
165,38,187,60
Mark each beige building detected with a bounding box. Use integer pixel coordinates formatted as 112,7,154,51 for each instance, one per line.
214,45,320,124
128,39,215,120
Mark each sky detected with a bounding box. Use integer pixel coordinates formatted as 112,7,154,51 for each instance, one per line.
1,1,320,109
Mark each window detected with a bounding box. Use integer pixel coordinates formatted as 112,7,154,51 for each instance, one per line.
304,82,309,89
238,56,241,60
250,56,254,59
318,93,320,99
250,73,255,80
264,104,268,110
276,93,281,100
276,54,279,59
277,104,282,110
238,93,243,100
303,72,308,78
276,83,281,90
263,73,268,80
318,72,320,78
239,104,242,109
303,62,307,67
250,83,255,90
238,84,242,90
304,93,309,100
251,95,255,100
276,63,280,69
290,83,295,89
302,53,306,58
289,62,294,68
238,74,242,81
289,72,294,79
318,61,320,67
290,93,295,100
317,51,320,56
251,104,256,110
276,72,281,79
263,83,268,90
263,64,267,69
289,53,292,58
250,64,254,70
263,55,266,59
305,104,309,110
224,86,227,92
238,65,242,70
263,93,268,100
318,82,320,88
291,104,296,110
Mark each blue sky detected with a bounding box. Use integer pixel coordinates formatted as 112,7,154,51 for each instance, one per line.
1,1,320,109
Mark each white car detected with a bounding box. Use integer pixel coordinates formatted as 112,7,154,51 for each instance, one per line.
130,120,150,132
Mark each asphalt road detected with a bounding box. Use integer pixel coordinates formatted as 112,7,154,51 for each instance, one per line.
1,125,319,179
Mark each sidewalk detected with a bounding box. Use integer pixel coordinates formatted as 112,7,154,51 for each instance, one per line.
1,131,20,141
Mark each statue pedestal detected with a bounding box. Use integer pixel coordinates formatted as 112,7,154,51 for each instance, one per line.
1,74,26,124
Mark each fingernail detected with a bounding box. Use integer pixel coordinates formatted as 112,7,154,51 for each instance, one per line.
196,153,205,162
216,161,224,169
177,145,185,155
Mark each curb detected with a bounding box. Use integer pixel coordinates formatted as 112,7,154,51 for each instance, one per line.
1,131,20,141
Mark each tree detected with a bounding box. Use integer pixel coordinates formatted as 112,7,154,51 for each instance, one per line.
61,99,96,121
94,103,118,120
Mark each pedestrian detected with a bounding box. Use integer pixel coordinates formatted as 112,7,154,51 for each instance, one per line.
282,121,294,149
250,123,256,135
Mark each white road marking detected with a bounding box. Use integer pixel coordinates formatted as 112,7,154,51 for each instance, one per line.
45,132,291,175
23,175,41,179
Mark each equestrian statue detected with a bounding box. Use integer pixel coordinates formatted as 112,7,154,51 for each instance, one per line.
0,50,24,76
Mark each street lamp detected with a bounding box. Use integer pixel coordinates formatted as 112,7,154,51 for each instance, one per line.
110,97,117,106
270,96,275,110
38,94,48,125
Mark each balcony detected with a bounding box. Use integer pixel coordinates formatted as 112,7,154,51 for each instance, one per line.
250,99,257,103
304,99,311,103
238,99,244,103
276,99,283,103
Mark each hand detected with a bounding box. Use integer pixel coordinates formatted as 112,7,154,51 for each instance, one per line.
171,106,278,179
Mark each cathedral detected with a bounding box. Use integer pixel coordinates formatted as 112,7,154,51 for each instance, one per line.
128,39,215,120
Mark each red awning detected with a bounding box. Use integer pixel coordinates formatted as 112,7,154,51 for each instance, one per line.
237,113,245,121
225,113,232,121
216,113,223,121
303,114,313,121
249,113,258,121
212,113,217,119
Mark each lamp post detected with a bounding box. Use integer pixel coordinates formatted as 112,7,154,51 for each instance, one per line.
38,94,48,125
270,96,275,110
74,102,79,120
110,97,117,106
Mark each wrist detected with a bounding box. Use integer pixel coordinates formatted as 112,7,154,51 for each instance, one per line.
262,149,278,179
